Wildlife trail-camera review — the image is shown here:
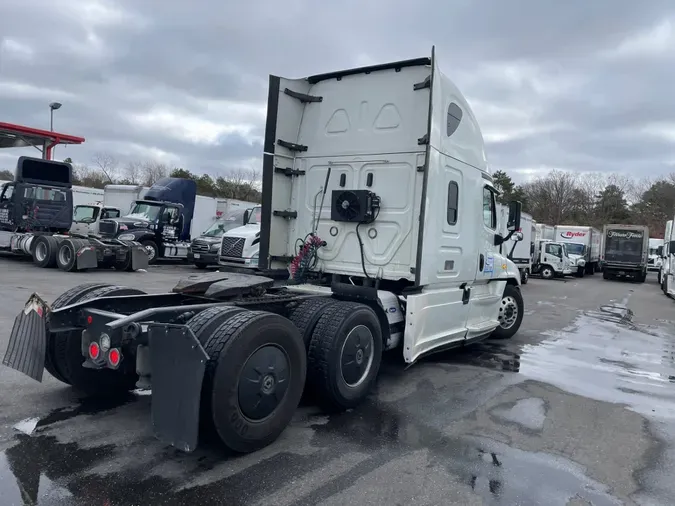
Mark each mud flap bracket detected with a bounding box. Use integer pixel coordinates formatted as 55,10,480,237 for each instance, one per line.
2,293,48,382
148,323,209,452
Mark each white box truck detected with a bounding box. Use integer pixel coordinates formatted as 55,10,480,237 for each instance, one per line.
532,223,571,279
497,204,533,284
648,237,664,273
2,49,526,456
554,225,601,277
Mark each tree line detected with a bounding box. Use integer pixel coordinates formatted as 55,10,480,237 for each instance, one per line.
494,169,675,238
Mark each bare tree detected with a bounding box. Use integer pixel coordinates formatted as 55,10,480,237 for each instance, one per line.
91,152,119,183
123,161,143,185
141,161,169,186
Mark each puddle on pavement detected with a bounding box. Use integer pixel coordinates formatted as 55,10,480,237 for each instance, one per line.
0,291,672,505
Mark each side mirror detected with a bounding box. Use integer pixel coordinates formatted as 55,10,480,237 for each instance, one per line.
507,200,522,232
243,209,251,225
657,246,664,256
669,241,675,254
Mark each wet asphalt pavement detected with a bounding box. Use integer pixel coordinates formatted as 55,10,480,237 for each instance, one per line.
0,259,674,505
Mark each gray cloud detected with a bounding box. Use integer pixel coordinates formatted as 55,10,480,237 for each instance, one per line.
1,0,674,184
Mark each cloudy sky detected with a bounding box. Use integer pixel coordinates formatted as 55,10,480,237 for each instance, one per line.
1,0,674,182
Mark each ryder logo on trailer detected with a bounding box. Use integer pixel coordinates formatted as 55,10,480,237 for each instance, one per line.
607,230,643,239
560,231,587,239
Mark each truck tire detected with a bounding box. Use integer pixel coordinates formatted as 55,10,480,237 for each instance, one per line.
51,285,145,396
540,265,554,280
186,305,247,346
56,239,90,272
45,283,111,384
307,301,383,412
520,270,528,285
576,267,585,278
603,270,610,280
288,297,339,349
491,284,524,340
32,235,59,268
202,311,306,453
141,240,159,264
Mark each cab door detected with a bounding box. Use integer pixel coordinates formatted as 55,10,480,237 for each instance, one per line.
543,243,564,272
0,183,16,227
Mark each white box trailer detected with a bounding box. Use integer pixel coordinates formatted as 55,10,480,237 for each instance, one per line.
553,225,601,277
103,184,149,215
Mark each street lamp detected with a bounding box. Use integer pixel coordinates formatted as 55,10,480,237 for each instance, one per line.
49,102,62,159
49,102,62,131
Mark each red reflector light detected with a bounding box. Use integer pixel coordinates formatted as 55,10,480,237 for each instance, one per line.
108,348,121,367
89,342,100,360
87,315,93,325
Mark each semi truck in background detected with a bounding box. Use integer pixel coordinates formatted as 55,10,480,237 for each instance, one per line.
601,224,649,282
3,50,527,456
661,220,673,294
218,205,262,269
189,206,253,268
554,225,601,277
0,156,147,272
648,237,664,273
96,178,256,264
531,223,572,279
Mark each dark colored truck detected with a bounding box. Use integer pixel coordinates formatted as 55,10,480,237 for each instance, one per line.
601,224,649,282
97,177,205,264
0,156,147,272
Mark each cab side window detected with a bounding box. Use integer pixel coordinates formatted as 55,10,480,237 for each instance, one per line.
0,185,14,202
482,187,496,229
545,243,562,257
447,181,459,225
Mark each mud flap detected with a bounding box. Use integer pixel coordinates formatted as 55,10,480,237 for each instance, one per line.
131,244,149,271
2,294,48,382
76,247,98,270
148,324,209,452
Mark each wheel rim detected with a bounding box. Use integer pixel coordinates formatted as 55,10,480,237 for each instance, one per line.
498,295,519,330
543,268,552,278
59,245,72,266
35,242,47,262
237,344,290,421
145,244,156,260
340,325,374,388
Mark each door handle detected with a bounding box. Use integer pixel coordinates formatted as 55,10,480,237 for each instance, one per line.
479,253,485,271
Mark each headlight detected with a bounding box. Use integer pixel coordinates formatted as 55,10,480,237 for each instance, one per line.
577,259,586,266
252,252,259,259
210,243,219,251
118,233,135,240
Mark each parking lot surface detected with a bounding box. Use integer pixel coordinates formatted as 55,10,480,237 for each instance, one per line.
0,259,674,505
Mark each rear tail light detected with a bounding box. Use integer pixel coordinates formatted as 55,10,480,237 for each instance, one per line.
89,342,100,360
108,348,121,368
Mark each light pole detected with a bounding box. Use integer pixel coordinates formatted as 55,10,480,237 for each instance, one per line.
49,102,62,131
49,102,62,159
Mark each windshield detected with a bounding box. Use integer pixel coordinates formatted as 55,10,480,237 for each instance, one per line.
246,207,262,225
126,202,162,221
202,216,244,237
73,205,99,223
564,242,585,256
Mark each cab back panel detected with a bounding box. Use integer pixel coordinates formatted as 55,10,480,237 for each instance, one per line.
262,62,431,281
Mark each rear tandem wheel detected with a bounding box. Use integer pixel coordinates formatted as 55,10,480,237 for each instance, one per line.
195,310,306,453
